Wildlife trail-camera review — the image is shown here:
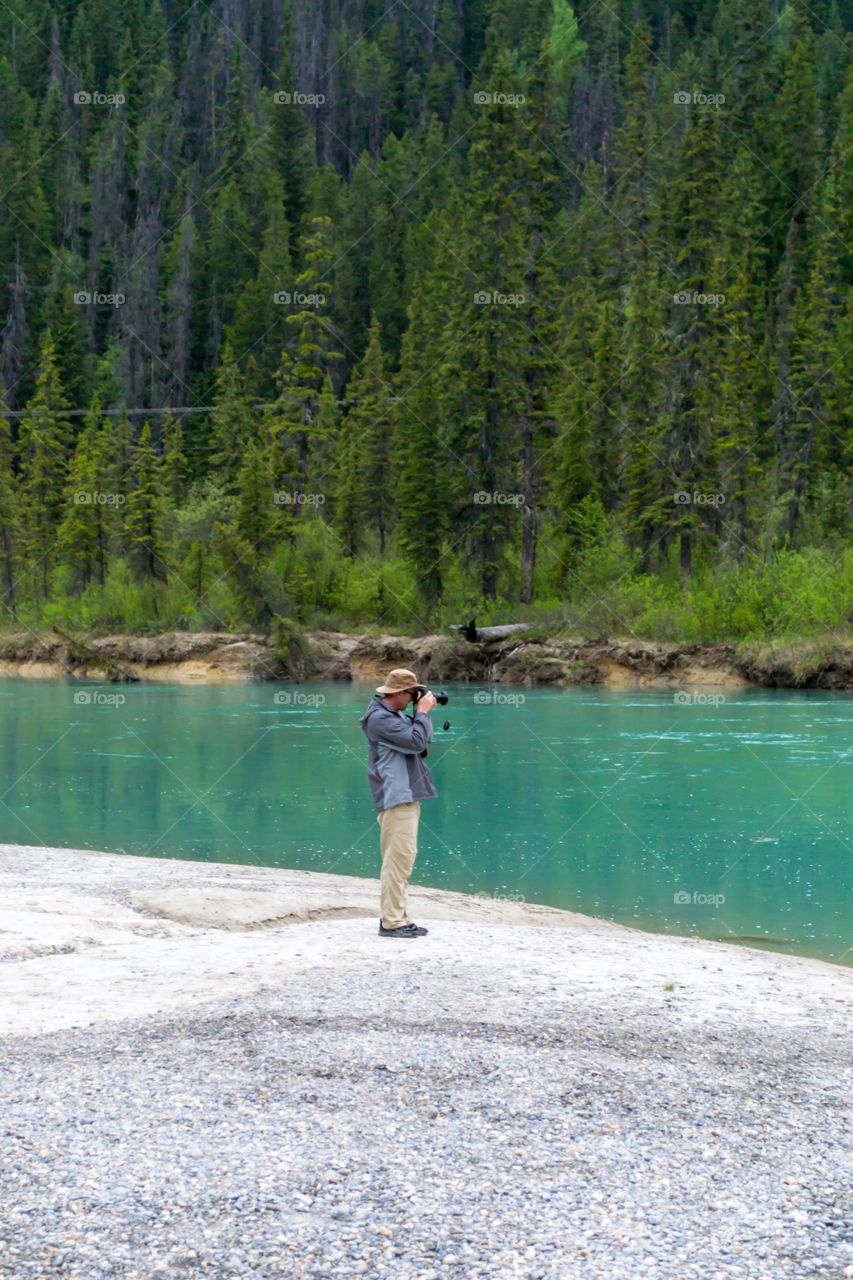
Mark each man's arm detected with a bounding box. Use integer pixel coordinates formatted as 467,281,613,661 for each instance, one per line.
371,710,434,755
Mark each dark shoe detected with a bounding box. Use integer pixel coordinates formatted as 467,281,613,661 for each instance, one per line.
378,921,428,938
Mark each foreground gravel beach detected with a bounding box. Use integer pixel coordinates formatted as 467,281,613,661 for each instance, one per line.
1,845,851,1280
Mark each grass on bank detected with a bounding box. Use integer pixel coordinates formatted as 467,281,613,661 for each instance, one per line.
0,510,849,649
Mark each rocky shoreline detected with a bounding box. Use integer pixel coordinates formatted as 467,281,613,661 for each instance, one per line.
1,844,851,1279
0,628,851,689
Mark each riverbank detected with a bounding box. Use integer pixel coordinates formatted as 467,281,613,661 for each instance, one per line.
0,628,852,688
1,844,851,1278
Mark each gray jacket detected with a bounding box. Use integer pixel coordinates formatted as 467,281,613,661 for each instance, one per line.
360,694,437,813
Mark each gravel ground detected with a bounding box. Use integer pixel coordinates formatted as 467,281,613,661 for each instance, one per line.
2,950,851,1280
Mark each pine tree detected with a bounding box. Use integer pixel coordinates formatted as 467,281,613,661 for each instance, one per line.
784,179,846,544
226,176,294,397
161,413,189,507
335,318,394,554
659,101,724,574
777,2,818,220
183,539,208,612
613,23,657,276
551,244,607,545
445,51,537,598
515,52,562,603
544,0,586,126
586,300,621,512
260,39,314,242
0,405,20,616
0,88,54,294
209,520,274,627
57,399,113,588
708,269,764,560
265,216,341,503
621,254,668,570
124,422,166,581
209,346,260,492
235,440,280,556
334,409,368,558
308,374,339,501
392,275,448,600
109,409,135,495
16,332,72,598
162,203,196,408
41,253,90,413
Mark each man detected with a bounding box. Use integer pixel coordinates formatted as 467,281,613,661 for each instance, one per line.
360,668,438,939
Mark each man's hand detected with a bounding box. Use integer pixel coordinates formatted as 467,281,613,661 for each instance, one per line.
416,691,437,714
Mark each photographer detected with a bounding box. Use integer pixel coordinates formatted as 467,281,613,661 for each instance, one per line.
360,668,438,939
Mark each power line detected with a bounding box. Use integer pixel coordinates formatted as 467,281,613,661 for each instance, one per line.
0,399,349,419
0,403,274,419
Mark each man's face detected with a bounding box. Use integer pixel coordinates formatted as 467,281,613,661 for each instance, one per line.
385,688,416,711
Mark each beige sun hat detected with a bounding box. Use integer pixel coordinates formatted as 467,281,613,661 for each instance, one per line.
375,667,421,695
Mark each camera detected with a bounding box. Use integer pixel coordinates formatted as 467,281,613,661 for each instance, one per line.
413,686,449,706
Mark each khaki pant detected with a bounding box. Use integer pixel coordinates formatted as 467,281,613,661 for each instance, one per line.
377,800,420,930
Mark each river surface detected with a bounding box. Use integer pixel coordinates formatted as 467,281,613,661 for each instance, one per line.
1,679,849,964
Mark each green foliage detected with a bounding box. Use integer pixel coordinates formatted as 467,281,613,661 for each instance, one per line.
57,399,115,588
545,0,586,115
268,615,307,670
609,546,853,642
334,316,393,556
0,1,850,642
16,332,72,599
330,552,421,629
40,558,157,633
124,422,166,582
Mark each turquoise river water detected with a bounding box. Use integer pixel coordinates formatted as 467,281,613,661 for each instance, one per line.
0,678,849,964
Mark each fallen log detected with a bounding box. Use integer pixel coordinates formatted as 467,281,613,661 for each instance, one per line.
453,617,535,644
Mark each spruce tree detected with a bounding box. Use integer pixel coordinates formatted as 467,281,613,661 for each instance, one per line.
335,317,394,554
57,399,114,588
209,347,259,492
16,332,72,598
226,176,294,397
446,51,535,598
265,216,341,502
0,405,19,616
124,422,166,581
162,413,189,507
659,101,724,574
393,274,448,601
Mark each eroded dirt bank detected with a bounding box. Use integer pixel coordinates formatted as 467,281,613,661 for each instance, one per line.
0,628,850,688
